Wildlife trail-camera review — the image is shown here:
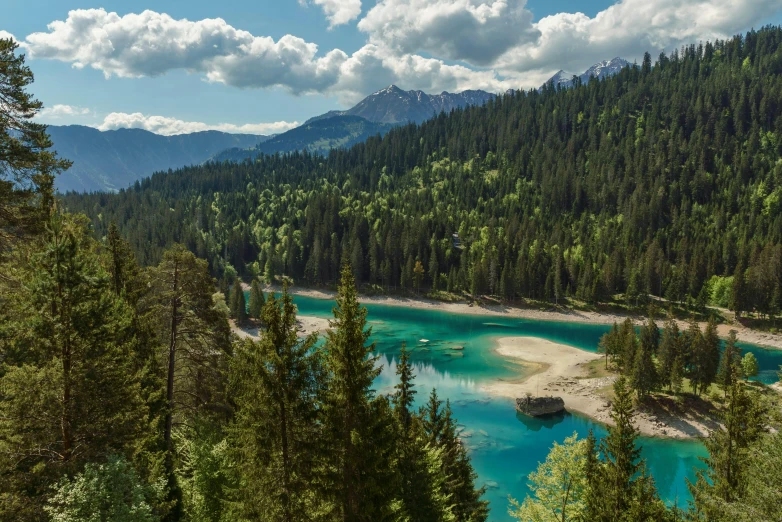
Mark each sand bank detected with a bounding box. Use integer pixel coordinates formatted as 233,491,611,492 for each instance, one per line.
231,315,331,341
482,337,717,439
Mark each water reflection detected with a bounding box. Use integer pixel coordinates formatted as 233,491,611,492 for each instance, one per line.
514,410,569,431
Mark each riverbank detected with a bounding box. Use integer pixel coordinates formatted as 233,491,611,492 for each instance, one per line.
279,287,782,350
231,314,331,340
481,336,719,439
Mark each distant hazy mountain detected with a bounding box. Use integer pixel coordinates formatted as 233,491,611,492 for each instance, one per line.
212,115,394,163
543,58,632,89
49,125,266,193
306,85,496,125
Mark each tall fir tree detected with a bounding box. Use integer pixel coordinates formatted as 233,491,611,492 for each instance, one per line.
247,278,265,319
716,330,741,396
322,264,398,522
229,280,248,325
229,285,326,521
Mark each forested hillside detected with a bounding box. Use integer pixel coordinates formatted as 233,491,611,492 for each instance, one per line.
65,27,782,318
211,115,394,162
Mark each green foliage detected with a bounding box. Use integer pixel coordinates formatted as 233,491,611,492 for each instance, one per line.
247,278,265,319
45,455,160,522
717,331,742,393
0,37,70,255
508,433,588,522
689,380,767,517
740,352,759,380
229,281,247,324
229,285,325,520
0,214,149,520
64,28,782,320
708,276,734,308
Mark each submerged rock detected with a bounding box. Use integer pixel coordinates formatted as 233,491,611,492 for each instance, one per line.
515,395,566,417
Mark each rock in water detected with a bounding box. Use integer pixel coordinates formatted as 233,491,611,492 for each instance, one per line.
515,395,565,417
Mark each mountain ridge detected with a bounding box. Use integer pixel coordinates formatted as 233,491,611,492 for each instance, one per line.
49,125,266,193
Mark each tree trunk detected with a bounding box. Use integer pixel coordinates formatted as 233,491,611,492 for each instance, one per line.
164,260,180,452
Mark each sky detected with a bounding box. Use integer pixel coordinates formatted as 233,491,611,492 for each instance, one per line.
2,0,782,136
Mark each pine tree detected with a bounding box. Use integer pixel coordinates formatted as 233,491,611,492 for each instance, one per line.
0,37,70,257
716,330,741,395
247,278,265,319
729,263,747,318
146,245,231,460
658,320,681,391
602,376,642,518
631,335,658,400
322,264,398,521
0,213,148,520
393,344,416,433
421,388,445,445
439,401,489,522
229,281,247,325
690,379,766,516
229,285,326,520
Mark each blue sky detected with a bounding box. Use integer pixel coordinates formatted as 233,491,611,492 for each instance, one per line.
1,0,781,135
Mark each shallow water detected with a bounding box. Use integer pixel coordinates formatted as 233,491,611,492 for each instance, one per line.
263,293,782,521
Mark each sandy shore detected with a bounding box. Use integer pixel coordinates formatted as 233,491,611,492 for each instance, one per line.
231,314,331,341
482,337,717,439
283,287,782,351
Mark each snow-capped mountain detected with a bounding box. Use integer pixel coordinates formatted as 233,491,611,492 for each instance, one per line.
542,58,632,89
306,85,496,125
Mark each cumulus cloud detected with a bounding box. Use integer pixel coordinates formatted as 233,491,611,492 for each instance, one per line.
495,0,782,77
0,30,16,41
96,112,299,136
19,8,505,100
358,0,537,66
302,0,363,28
36,104,91,119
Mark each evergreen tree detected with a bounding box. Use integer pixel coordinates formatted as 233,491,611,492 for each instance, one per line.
0,214,148,520
0,37,70,256
322,264,398,521
690,379,766,516
229,281,247,325
422,388,445,445
146,245,231,463
229,285,326,521
658,320,681,391
716,330,741,395
438,401,489,522
631,335,658,400
247,278,265,319
601,376,642,518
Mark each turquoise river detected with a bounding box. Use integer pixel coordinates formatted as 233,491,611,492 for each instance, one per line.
258,292,782,522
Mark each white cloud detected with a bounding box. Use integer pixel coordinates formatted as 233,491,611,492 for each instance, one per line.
19,8,508,101
11,11,515,99
0,30,16,41
302,0,363,28
496,0,782,77
36,104,91,119
358,0,537,66
96,112,299,136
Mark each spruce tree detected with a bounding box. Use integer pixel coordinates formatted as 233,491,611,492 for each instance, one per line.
631,336,658,400
716,330,741,395
690,378,766,516
229,281,247,325
658,320,681,391
602,376,642,518
229,285,326,520
0,37,70,257
0,213,148,520
247,278,265,319
322,264,398,522
422,388,445,445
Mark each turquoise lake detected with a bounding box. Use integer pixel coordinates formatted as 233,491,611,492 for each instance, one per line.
258,292,782,521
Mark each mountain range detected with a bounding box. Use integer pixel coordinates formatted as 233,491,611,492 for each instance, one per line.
305,85,496,125
49,126,266,193
543,57,632,89
212,115,395,163
50,58,630,193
